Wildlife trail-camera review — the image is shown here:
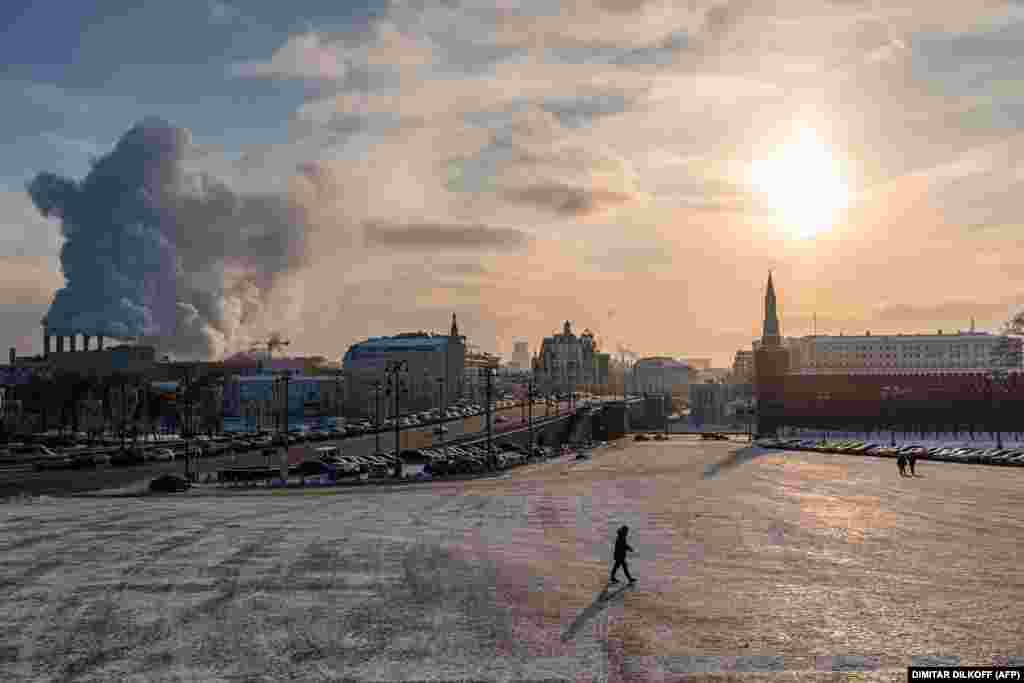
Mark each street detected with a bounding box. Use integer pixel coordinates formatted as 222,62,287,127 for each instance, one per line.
0,401,573,499
3,435,1022,681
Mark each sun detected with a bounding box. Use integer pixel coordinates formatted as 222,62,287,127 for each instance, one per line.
750,127,850,239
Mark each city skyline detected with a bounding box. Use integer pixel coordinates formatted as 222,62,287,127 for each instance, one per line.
4,2,1024,367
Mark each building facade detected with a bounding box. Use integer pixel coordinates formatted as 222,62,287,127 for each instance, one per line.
785,331,1022,373
633,357,697,395
752,273,1024,434
537,322,600,395
341,314,466,418
222,370,344,432
506,341,531,371
732,350,754,382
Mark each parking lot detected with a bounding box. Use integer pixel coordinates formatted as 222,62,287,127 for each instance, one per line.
3,435,1023,681
0,400,574,499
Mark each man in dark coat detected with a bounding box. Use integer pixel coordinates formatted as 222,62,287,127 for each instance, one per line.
610,525,636,584
907,452,917,476
897,453,907,477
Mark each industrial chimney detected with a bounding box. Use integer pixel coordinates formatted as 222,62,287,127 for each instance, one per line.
9,348,15,365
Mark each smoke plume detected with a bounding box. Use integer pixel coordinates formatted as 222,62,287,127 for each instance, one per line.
27,118,311,359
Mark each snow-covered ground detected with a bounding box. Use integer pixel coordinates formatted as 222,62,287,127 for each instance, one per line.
2,437,1023,681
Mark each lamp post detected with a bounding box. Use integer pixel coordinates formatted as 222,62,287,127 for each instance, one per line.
335,372,342,430
880,385,909,447
815,392,831,443
663,376,670,438
987,369,1009,449
385,360,409,478
436,376,448,463
373,380,383,454
482,365,496,460
528,358,538,456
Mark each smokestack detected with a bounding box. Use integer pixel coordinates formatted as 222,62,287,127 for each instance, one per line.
83,335,91,351
98,335,105,351
56,336,65,353
70,334,77,352
9,348,15,365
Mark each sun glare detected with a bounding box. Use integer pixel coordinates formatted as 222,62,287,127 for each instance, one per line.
751,127,850,239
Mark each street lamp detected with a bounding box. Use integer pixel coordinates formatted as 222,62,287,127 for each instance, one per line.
987,369,1010,449
815,392,831,443
481,365,496,460
372,380,384,454
385,360,409,478
528,358,538,456
436,376,448,463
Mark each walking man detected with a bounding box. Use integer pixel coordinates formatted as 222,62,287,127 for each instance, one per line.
908,451,917,476
610,525,636,584
897,453,907,477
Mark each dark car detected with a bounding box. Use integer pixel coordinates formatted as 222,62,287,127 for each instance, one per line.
34,456,75,471
296,460,337,478
110,450,146,467
69,453,100,469
149,473,191,493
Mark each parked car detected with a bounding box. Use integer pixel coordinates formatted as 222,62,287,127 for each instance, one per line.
153,449,176,462
34,455,74,471
110,450,146,467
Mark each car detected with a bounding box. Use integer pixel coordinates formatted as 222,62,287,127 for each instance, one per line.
33,455,74,471
153,449,175,462
149,473,191,493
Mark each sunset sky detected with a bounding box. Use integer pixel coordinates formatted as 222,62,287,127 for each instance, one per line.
3,1,1024,366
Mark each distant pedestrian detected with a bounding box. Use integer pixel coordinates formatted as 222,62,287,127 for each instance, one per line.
609,525,636,584
908,452,917,476
897,453,907,477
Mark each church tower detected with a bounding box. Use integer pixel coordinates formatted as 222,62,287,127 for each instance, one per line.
754,272,789,436
762,271,781,347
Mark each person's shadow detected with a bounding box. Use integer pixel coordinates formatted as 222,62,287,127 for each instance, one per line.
561,583,634,643
702,444,776,480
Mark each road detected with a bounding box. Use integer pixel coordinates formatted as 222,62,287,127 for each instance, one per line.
3,436,1022,681
0,401,574,499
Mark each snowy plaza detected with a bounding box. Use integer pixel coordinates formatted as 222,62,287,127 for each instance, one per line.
2,436,1023,682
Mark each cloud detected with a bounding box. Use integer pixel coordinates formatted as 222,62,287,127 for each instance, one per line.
27,118,317,359
362,221,532,250
872,300,1018,324
230,33,347,81
503,183,635,216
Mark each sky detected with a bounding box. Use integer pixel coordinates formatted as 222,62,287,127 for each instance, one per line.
4,0,1024,366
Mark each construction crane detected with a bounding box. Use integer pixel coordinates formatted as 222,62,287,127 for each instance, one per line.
250,334,291,358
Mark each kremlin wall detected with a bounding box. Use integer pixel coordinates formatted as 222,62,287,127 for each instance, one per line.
755,275,1024,436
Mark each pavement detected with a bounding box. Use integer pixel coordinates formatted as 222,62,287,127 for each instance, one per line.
2,436,1022,682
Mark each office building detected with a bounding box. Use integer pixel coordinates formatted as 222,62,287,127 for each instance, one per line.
342,314,466,418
